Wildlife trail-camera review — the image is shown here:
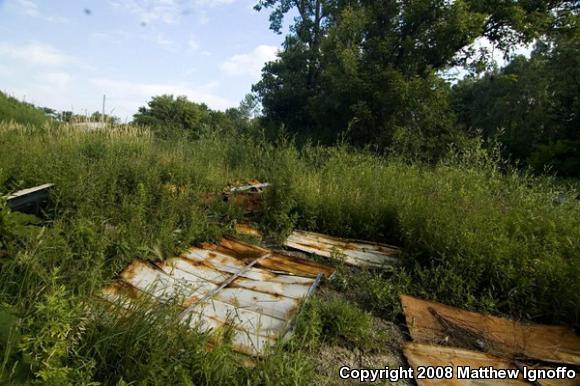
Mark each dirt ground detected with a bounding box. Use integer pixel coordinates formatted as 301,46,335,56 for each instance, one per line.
311,288,413,385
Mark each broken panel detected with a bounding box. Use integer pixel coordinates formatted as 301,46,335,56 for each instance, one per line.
401,295,580,366
102,238,332,357
284,230,400,268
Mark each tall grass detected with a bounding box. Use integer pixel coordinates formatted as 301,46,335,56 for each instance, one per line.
0,122,578,384
0,92,50,127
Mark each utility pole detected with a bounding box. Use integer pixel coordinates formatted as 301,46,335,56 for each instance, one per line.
102,94,106,123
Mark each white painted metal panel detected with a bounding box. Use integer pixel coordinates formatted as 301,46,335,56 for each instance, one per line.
106,237,331,358
285,230,399,268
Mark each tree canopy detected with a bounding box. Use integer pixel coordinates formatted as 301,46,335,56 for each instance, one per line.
251,0,578,173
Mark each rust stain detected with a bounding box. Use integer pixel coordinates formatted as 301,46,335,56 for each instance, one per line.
218,237,335,277
285,230,400,268
234,223,262,238
102,233,331,358
401,295,580,366
258,253,335,278
220,236,270,259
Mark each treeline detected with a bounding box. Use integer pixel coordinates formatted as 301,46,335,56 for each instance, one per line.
0,91,119,125
453,33,579,176
247,0,578,176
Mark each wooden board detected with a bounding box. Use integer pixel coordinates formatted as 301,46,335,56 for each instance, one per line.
401,295,580,366
404,342,579,386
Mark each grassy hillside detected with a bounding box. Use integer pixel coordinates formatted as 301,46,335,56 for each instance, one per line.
0,123,578,384
0,91,50,126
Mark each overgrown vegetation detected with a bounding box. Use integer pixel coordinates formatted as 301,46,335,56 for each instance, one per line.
0,122,578,384
0,92,50,127
252,0,579,175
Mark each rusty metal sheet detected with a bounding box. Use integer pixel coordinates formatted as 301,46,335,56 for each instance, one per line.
5,183,54,212
228,181,271,193
284,230,400,268
104,237,327,358
157,257,229,284
215,237,336,278
234,223,262,238
404,342,578,386
229,277,311,299
401,295,580,366
222,180,270,214
181,311,276,357
158,257,301,319
119,260,205,305
186,298,286,336
182,248,316,285
215,287,299,320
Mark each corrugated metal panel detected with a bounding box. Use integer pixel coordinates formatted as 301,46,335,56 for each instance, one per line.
211,237,336,278
285,230,400,268
102,237,332,357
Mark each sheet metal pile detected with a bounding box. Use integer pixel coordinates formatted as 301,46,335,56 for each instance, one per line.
401,295,580,385
101,237,334,357
284,230,400,268
234,224,401,268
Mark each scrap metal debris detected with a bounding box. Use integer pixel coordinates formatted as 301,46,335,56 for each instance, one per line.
234,223,262,238
284,230,400,268
400,295,580,365
4,183,54,213
101,236,333,357
206,236,336,278
222,180,270,214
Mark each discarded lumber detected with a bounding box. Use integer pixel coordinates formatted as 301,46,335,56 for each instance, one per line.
404,342,578,386
400,295,580,366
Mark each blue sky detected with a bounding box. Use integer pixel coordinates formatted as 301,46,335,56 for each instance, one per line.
0,0,285,121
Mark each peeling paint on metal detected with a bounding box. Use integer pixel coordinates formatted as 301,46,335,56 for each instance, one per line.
102,237,333,357
285,230,400,268
212,237,336,278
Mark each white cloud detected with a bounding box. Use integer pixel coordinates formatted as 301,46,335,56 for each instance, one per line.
13,0,69,23
16,0,39,16
188,35,199,51
91,29,179,52
0,42,72,66
152,33,178,51
221,45,278,78
37,72,72,89
111,0,236,25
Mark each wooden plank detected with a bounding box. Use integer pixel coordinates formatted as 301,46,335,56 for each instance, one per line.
404,342,578,386
401,295,580,366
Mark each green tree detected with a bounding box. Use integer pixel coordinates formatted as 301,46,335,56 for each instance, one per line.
452,28,580,176
133,94,263,139
133,95,205,139
254,0,576,152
